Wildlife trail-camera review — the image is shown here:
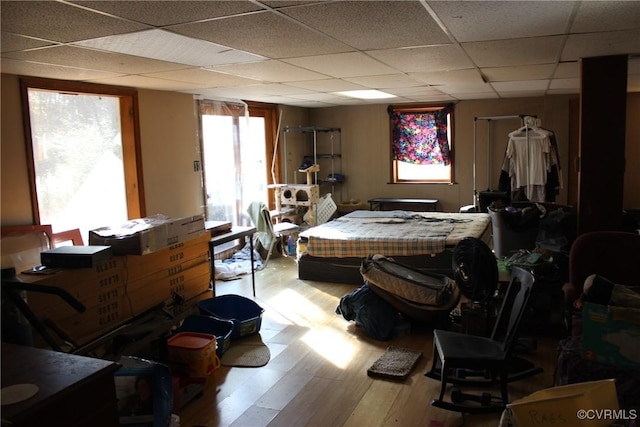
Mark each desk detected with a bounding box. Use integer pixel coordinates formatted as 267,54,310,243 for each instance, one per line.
368,198,439,212
210,226,257,296
1,343,120,427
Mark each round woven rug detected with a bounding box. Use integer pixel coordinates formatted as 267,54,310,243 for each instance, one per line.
221,341,271,367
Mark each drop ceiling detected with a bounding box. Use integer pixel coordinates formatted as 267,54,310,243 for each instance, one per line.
1,0,639,107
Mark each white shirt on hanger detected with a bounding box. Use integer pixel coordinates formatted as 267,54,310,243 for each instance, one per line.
506,127,551,202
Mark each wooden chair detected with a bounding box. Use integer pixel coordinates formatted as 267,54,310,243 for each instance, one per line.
51,228,84,247
425,266,541,414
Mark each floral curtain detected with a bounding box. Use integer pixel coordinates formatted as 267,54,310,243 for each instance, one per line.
389,106,452,165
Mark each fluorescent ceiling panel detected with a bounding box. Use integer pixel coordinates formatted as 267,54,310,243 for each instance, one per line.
75,29,266,67
334,90,396,100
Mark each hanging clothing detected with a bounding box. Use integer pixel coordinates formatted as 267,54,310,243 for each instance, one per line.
503,127,551,203
543,130,563,202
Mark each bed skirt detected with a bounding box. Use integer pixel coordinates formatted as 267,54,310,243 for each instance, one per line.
298,251,455,285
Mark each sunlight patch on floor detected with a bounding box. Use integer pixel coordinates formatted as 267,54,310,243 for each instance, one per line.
301,326,357,369
266,288,327,327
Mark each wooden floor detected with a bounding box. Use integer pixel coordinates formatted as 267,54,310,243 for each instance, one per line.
179,256,562,427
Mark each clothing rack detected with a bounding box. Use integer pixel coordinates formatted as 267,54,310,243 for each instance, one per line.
472,115,533,209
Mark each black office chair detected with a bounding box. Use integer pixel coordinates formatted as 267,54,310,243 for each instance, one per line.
425,266,541,414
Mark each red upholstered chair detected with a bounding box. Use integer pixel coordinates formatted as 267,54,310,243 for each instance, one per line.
562,231,640,334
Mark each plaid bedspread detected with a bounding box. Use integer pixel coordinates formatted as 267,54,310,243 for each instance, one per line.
300,210,491,258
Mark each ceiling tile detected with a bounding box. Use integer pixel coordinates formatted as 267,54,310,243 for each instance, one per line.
553,62,580,79
549,78,580,91
282,79,366,92
281,1,450,50
207,60,328,83
561,29,640,62
142,68,262,87
492,80,550,92
384,85,449,98
494,90,546,98
408,69,485,85
1,0,638,106
0,57,122,81
72,1,265,26
453,91,499,100
571,1,640,33
283,52,398,78
86,74,205,91
481,64,557,82
343,74,427,89
74,29,266,67
367,45,474,73
463,36,564,67
436,82,495,95
428,1,576,43
0,1,148,43
170,11,353,58
0,32,56,53
4,45,187,74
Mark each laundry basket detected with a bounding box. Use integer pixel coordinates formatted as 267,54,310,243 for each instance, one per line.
304,193,337,225
196,295,264,339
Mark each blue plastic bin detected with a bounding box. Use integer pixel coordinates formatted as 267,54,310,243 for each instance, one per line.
174,314,234,357
196,295,264,339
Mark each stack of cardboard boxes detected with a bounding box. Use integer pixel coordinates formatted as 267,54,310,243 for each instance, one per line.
22,215,211,346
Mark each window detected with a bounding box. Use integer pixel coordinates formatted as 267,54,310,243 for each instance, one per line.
389,104,454,183
21,77,144,240
198,100,278,225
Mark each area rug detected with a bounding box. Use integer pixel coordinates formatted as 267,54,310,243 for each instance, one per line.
367,346,422,380
221,335,271,367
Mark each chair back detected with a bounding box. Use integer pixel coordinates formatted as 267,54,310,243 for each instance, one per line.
246,201,276,249
568,231,640,296
490,266,535,352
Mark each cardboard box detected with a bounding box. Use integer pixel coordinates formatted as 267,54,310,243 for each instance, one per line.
123,233,210,282
40,245,113,268
29,261,210,325
507,379,619,427
89,215,206,255
582,302,640,371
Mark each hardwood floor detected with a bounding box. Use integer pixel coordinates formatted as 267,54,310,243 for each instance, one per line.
179,256,562,427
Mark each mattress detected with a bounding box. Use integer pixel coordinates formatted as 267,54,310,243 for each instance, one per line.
298,210,492,284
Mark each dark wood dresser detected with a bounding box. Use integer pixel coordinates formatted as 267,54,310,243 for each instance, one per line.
1,343,120,427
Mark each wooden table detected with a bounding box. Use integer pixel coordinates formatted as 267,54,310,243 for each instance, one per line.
368,198,439,212
210,226,257,296
1,343,120,427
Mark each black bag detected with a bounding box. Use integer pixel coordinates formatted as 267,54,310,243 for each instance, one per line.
336,283,398,341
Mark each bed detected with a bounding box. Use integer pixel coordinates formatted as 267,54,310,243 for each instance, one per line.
297,210,492,284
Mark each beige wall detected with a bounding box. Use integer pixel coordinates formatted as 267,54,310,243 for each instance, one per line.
306,94,640,213
307,97,576,212
2,72,639,227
